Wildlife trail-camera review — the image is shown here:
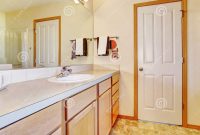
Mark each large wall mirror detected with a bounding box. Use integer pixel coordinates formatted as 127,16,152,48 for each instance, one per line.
0,0,94,70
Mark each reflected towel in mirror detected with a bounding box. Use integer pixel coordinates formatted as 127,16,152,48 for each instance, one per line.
71,41,76,60
76,38,84,55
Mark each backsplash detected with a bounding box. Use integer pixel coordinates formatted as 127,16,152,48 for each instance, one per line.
0,65,93,89
0,67,61,88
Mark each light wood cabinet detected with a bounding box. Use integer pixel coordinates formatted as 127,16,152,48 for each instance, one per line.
0,74,120,135
112,100,119,126
111,74,120,126
99,89,112,135
112,74,120,85
67,101,97,135
112,91,119,105
51,128,62,135
0,102,63,135
112,82,119,95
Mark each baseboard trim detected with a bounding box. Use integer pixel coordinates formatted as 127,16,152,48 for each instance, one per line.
187,124,200,130
118,115,137,120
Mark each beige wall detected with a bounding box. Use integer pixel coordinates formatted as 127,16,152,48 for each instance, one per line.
188,0,200,126
93,0,200,126
5,1,94,66
93,0,154,117
0,12,6,63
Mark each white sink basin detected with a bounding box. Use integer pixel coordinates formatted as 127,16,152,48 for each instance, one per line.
48,74,95,83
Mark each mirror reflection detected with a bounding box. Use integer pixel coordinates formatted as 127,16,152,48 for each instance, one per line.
0,0,94,69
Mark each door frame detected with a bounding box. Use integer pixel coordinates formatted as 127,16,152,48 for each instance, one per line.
33,16,61,67
133,0,188,127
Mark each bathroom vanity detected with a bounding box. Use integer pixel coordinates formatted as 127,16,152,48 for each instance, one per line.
0,70,120,135
0,0,119,134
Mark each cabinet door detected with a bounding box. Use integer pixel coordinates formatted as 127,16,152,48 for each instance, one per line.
99,89,111,135
67,101,97,135
0,102,62,135
112,100,119,126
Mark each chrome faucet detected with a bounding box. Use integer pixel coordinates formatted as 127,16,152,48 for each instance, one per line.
57,66,72,78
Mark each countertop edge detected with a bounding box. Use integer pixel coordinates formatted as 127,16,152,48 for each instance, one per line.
0,70,119,129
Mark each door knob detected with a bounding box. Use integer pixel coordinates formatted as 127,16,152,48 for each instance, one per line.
139,67,143,71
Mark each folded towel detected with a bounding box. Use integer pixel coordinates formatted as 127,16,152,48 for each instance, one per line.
97,36,109,56
111,39,117,49
110,40,119,60
76,38,84,55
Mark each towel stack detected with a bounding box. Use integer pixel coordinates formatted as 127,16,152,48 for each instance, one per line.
97,36,119,60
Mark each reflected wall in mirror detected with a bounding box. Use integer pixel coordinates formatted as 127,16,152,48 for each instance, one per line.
0,0,94,69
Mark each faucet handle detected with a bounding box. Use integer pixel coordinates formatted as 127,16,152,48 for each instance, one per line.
61,66,72,74
62,66,70,70
68,68,72,73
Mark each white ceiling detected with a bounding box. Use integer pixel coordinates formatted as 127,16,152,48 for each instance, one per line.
0,0,71,12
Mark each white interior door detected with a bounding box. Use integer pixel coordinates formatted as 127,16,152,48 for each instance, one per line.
138,2,182,125
36,20,59,67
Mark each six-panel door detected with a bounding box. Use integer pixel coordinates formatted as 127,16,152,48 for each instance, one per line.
138,2,182,125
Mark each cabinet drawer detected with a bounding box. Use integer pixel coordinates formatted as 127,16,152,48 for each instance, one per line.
0,102,62,135
112,74,120,85
112,100,119,126
99,78,111,96
51,127,62,135
66,86,97,120
112,82,119,95
112,90,119,105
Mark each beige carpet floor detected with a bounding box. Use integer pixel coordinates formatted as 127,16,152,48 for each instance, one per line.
111,119,200,135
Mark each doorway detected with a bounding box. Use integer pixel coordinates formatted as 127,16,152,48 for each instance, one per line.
134,0,185,125
33,16,61,67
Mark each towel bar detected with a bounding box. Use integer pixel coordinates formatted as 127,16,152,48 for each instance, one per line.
70,38,93,42
93,36,119,40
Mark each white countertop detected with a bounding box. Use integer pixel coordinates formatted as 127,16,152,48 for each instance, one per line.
0,69,119,129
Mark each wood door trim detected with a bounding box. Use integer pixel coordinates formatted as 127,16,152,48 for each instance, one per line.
33,16,61,67
134,0,181,7
133,0,188,127
182,0,188,128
